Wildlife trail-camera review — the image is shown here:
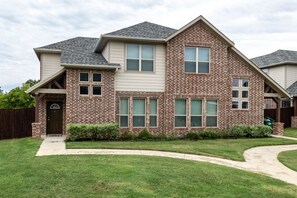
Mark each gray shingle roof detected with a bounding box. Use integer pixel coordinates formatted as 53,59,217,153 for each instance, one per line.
36,37,119,66
105,21,177,39
251,50,297,68
287,81,297,97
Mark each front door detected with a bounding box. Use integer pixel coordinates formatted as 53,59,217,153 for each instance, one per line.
46,102,63,135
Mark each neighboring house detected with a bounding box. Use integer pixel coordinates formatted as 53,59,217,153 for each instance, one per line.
27,15,290,137
251,50,297,111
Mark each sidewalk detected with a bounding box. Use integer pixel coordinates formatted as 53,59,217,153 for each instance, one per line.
36,136,297,185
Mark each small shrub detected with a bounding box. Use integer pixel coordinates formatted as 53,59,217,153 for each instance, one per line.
185,131,201,140
219,130,231,139
136,129,153,140
229,125,247,138
120,131,135,141
67,122,119,141
199,130,220,139
251,125,272,138
229,124,272,138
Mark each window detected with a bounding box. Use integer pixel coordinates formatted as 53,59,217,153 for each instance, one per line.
175,99,187,127
133,99,146,127
93,73,101,82
126,44,154,72
80,86,89,95
185,47,210,73
120,99,129,127
191,100,202,127
80,72,89,82
79,72,102,96
206,100,217,127
232,79,249,109
150,99,157,127
93,86,101,96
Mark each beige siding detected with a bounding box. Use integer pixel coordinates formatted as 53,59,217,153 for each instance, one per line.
109,41,166,92
267,66,285,88
286,65,297,88
102,42,110,62
40,53,61,80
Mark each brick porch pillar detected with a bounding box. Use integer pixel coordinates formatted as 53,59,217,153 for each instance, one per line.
273,122,284,136
291,116,297,128
32,122,41,138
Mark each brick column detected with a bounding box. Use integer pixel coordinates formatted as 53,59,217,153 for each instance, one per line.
273,122,284,136
291,116,297,128
32,122,41,138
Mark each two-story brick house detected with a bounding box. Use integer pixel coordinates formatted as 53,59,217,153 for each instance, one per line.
27,16,290,137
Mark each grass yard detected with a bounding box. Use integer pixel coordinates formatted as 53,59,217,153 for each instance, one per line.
284,128,297,138
67,138,297,161
1,138,297,197
278,149,297,172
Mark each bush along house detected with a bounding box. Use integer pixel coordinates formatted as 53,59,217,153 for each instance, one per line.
27,15,291,138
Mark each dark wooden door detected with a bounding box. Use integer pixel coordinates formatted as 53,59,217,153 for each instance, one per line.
46,102,63,134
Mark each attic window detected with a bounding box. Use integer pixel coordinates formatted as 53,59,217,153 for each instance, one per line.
126,44,154,72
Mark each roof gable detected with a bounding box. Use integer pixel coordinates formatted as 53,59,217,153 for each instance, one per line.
287,81,297,97
165,15,234,46
251,50,297,68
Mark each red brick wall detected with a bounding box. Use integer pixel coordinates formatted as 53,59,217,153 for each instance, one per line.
165,20,264,135
66,69,115,126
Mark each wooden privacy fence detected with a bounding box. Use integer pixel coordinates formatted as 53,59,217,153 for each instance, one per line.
0,108,35,140
264,107,294,128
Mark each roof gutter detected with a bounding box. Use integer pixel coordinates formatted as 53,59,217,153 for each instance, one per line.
258,61,297,69
95,34,165,52
61,63,121,70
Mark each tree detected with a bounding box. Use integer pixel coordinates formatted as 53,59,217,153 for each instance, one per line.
0,80,39,109
0,86,3,94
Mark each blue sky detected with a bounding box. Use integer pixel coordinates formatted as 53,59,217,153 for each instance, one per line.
0,0,297,92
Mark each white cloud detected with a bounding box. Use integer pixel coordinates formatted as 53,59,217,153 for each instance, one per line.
0,0,297,91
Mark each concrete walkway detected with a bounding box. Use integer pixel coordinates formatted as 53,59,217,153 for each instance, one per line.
36,136,297,186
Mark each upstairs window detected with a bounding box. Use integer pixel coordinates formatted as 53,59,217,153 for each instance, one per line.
126,44,154,72
93,73,101,82
185,47,210,73
232,79,249,109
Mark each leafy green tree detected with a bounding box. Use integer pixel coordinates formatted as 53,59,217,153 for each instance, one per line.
0,80,39,109
0,86,3,94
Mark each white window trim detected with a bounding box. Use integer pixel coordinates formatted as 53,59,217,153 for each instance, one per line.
125,44,155,72
119,98,129,128
232,79,249,110
190,99,203,128
184,47,210,74
132,98,146,128
149,99,158,128
174,99,187,128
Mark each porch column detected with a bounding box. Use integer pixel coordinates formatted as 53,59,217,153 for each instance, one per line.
35,94,39,122
273,97,284,135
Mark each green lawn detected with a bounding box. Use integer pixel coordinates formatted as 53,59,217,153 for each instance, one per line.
1,138,297,198
67,138,297,161
284,128,297,138
278,149,297,172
